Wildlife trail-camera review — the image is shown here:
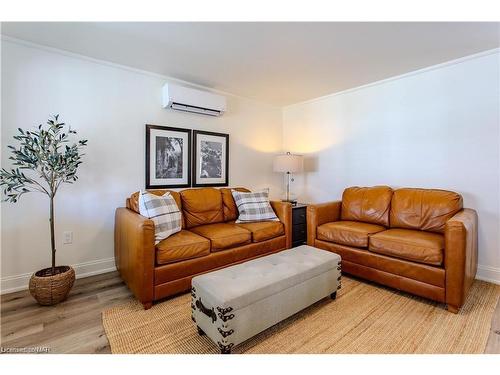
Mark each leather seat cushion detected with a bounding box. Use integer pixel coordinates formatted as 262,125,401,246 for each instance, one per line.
235,221,285,242
317,221,386,248
369,228,444,266
156,230,210,265
190,223,252,251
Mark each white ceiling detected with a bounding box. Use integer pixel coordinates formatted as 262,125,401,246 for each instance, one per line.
2,22,499,106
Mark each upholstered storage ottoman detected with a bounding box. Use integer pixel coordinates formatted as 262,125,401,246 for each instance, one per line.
191,245,342,354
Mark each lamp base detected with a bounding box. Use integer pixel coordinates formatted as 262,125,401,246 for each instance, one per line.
281,199,298,206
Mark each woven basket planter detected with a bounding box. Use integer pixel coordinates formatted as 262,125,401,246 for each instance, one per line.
29,266,75,306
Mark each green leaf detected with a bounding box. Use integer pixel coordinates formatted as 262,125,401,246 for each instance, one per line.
2,115,87,202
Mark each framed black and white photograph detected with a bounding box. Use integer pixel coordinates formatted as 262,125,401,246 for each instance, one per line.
192,130,229,187
145,124,191,189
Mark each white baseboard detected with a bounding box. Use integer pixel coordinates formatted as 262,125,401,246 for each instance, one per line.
0,257,117,295
476,265,500,285
1,258,499,294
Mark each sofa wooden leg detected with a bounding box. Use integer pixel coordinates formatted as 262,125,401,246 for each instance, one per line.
330,292,337,300
142,301,153,310
447,304,459,314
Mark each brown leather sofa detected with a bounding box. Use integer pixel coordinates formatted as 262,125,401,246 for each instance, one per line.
307,186,478,313
115,187,292,309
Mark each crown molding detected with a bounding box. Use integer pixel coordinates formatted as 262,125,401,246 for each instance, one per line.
0,34,280,108
285,47,500,108
2,35,498,112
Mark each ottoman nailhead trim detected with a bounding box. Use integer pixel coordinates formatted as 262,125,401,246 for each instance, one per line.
217,306,235,322
218,312,235,322
216,306,233,315
217,342,234,353
218,328,235,338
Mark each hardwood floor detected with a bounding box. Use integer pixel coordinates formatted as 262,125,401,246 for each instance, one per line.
1,271,499,354
1,271,132,354
485,296,500,354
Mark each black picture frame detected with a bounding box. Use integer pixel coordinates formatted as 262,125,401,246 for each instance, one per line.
192,130,229,187
145,124,192,189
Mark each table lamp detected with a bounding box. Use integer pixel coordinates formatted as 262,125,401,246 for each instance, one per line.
273,152,304,204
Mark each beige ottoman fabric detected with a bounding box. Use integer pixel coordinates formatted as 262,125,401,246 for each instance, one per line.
191,245,342,353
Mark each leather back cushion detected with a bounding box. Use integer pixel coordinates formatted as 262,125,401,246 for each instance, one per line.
221,187,250,221
181,188,224,228
390,188,463,233
341,186,393,226
128,190,184,229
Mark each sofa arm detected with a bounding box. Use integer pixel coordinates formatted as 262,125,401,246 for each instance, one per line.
306,201,342,245
270,201,293,249
114,207,156,309
444,208,478,313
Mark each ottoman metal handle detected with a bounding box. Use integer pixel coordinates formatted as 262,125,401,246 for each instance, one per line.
195,298,217,323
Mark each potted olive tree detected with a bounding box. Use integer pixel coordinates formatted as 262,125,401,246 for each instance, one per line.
1,115,87,305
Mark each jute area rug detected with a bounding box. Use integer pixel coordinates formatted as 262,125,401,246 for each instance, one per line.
102,277,499,354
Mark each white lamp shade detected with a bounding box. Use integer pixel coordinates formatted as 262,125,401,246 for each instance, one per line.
273,153,304,173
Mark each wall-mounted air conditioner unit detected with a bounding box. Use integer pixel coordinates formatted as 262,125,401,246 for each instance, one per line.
162,83,226,117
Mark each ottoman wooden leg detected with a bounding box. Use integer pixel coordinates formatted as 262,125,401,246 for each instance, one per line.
218,343,233,354
197,326,206,336
330,292,337,300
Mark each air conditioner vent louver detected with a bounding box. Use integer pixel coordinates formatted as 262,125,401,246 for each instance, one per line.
170,102,223,116
162,83,226,117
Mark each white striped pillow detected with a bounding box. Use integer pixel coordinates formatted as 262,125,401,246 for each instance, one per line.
232,190,279,223
138,191,182,244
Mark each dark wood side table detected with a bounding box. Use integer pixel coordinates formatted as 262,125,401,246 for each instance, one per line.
291,203,308,247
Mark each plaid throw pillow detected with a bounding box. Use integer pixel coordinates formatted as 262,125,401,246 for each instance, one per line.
232,190,279,223
138,191,182,244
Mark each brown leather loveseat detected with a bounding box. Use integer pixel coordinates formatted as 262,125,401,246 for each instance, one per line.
307,186,478,313
115,187,292,309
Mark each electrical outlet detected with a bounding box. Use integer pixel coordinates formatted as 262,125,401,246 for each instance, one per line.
63,231,73,244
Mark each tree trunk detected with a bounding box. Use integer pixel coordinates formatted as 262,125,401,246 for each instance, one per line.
50,196,56,274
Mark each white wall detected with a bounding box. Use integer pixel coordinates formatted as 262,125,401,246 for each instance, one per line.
1,39,284,292
2,38,500,292
283,50,500,283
